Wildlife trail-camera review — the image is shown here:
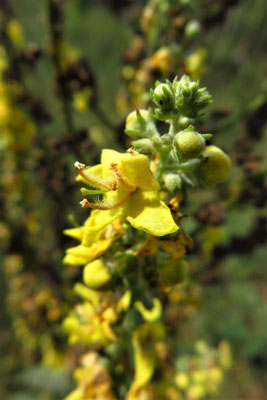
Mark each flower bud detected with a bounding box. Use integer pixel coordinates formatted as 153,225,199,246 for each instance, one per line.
159,259,186,287
153,83,174,110
125,110,150,138
132,138,155,155
83,259,112,290
178,115,195,129
164,173,182,192
199,145,231,187
184,20,201,40
174,129,205,161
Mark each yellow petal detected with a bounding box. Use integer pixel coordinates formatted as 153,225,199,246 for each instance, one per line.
83,259,112,290
101,149,122,178
64,388,83,400
63,245,93,265
82,208,122,246
101,320,117,341
118,154,159,190
131,343,155,391
125,190,179,236
116,290,132,313
135,298,162,322
63,253,88,266
64,239,114,266
76,164,111,189
161,240,185,260
63,227,83,241
99,187,131,210
101,150,159,191
135,237,160,257
73,283,99,305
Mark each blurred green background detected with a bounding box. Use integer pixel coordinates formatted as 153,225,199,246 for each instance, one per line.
0,0,266,399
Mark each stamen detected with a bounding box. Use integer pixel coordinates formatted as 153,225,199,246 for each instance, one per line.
74,161,86,169
127,148,138,155
74,161,114,190
110,163,136,190
81,187,109,196
79,193,131,210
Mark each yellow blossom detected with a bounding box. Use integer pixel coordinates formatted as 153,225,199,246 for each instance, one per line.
65,352,116,400
134,298,162,322
149,47,172,76
63,288,130,347
75,149,178,237
126,323,165,399
83,259,112,290
63,212,124,266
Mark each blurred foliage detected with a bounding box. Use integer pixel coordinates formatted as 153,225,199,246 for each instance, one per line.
0,0,266,399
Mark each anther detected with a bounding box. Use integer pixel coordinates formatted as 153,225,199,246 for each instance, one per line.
74,161,86,170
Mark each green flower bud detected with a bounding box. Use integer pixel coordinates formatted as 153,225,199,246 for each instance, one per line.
178,115,195,129
184,20,201,40
199,145,231,187
83,259,112,290
177,75,212,118
153,83,174,110
132,138,155,155
161,134,172,146
159,259,186,286
125,109,150,138
174,129,205,161
164,173,182,192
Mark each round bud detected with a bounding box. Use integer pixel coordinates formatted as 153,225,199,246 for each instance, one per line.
184,20,201,40
200,145,231,187
125,109,150,137
83,259,112,290
159,259,186,287
178,115,194,129
174,130,205,161
164,173,182,192
153,83,174,110
132,138,155,155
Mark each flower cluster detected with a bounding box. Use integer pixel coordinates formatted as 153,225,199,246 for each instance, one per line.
63,75,231,399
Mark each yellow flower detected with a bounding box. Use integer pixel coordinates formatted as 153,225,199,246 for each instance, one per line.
149,47,172,76
65,352,116,400
126,322,165,398
175,372,189,390
75,149,178,237
135,198,192,261
185,48,208,81
63,287,131,347
63,211,124,266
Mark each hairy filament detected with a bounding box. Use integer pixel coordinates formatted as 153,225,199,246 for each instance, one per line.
80,192,131,210
74,161,115,190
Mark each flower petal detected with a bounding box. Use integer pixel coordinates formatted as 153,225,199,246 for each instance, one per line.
82,208,122,246
118,154,160,190
101,149,159,190
63,239,114,266
63,227,83,241
125,190,179,236
101,149,122,178
135,298,162,322
76,164,111,189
